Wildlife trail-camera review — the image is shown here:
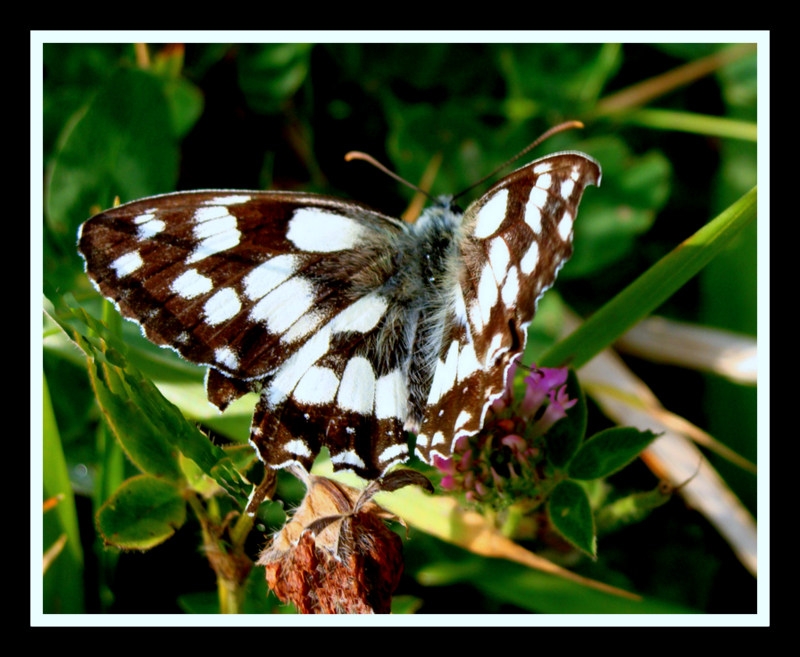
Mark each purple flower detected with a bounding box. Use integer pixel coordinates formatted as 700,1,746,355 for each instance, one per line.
433,365,576,508
520,367,569,416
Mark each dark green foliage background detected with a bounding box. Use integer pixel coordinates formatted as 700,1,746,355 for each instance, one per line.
41,42,758,615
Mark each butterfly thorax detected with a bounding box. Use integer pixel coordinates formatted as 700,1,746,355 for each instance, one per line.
400,201,463,430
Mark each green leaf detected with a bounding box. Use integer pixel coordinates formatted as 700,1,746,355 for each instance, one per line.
388,102,502,198
88,356,188,483
45,66,179,248
96,475,187,550
539,187,757,370
547,480,596,557
568,427,659,480
467,559,696,613
495,44,619,115
46,297,253,501
595,483,676,536
149,45,205,139
237,44,313,114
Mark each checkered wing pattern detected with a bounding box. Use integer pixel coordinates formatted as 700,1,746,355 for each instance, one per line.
78,151,600,480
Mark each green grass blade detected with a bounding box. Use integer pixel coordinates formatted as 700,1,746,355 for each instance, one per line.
540,186,757,370
42,374,85,612
625,108,757,142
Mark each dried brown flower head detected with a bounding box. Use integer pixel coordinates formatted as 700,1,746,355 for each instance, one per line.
259,467,432,614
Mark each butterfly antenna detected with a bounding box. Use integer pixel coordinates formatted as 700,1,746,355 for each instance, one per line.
345,151,438,205
452,120,585,203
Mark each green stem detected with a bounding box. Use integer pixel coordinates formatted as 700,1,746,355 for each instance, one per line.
186,492,251,614
217,575,245,614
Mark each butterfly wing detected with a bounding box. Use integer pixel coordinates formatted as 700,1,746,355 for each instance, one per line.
78,190,414,478
79,191,405,380
413,151,601,463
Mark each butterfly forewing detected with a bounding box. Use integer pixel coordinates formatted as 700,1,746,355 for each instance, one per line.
413,152,601,464
78,191,405,380
78,149,600,481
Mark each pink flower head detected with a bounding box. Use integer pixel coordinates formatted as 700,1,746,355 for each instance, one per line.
520,367,568,416
432,365,575,508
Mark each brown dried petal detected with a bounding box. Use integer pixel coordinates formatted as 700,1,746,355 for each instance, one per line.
259,474,406,614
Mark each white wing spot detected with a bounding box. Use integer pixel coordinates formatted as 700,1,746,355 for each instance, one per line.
250,277,315,334
477,262,498,326
533,161,553,174
280,310,324,344
456,341,481,382
427,341,459,405
287,208,366,252
202,194,251,205
561,178,575,199
468,299,484,330
188,206,241,263
379,443,408,463
215,346,239,370
537,173,553,190
243,254,299,301
110,251,143,278
452,284,468,327
487,332,507,365
330,293,388,334
501,265,520,306
520,240,540,275
375,369,408,421
171,269,213,299
268,327,331,407
558,210,574,241
194,205,235,225
204,287,241,325
488,237,511,285
524,196,544,234
431,431,445,446
284,439,313,458
330,450,367,470
473,189,508,238
455,410,471,430
337,356,376,414
134,213,165,239
294,366,339,405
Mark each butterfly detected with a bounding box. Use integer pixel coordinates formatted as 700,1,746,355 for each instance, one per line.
78,148,601,480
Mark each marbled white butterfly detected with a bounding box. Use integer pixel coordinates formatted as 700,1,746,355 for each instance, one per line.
78,148,600,480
